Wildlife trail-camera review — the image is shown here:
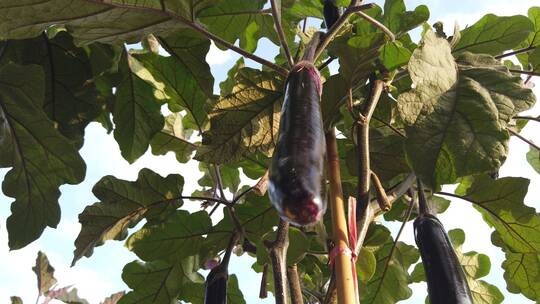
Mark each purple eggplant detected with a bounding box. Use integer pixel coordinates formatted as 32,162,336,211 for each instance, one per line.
323,0,342,30
268,61,326,226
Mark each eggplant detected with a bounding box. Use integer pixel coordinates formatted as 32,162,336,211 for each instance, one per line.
268,60,326,226
323,0,342,29
204,264,228,304
414,214,473,304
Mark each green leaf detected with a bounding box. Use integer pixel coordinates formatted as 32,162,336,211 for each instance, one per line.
379,41,412,71
384,195,449,222
120,258,202,304
287,227,310,265
357,248,377,283
398,30,535,187
132,52,211,132
361,225,419,304
149,113,196,163
516,7,540,69
72,168,184,265
526,146,540,174
113,52,164,163
32,251,57,295
0,32,101,147
10,297,22,304
158,30,214,97
199,0,279,53
462,176,540,253
227,274,246,304
0,63,86,249
0,1,202,45
382,0,429,35
453,14,534,56
500,249,540,301
195,68,283,164
126,210,213,263
197,163,241,193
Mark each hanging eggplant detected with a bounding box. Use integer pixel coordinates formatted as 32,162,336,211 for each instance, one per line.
268,34,326,226
414,181,473,304
204,233,239,304
323,0,342,29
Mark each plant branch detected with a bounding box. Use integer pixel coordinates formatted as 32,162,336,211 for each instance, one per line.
270,0,294,67
318,56,336,70
83,0,288,76
495,45,536,59
232,186,254,205
357,80,385,212
325,129,356,304
265,219,290,304
354,10,395,42
514,116,540,123
371,171,391,211
260,264,269,299
509,69,540,77
181,196,231,207
287,264,304,304
507,127,540,152
314,3,376,61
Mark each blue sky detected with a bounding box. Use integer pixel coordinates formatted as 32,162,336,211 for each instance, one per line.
1,0,540,303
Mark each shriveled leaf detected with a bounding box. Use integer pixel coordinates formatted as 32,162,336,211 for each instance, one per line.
120,258,202,304
72,168,183,265
195,68,283,164
397,30,535,187
132,52,212,131
0,31,101,147
361,225,419,304
101,292,125,304
126,210,213,263
113,52,164,163
150,113,196,163
53,288,89,304
10,297,22,304
32,251,57,295
0,63,86,249
453,14,533,55
526,146,540,174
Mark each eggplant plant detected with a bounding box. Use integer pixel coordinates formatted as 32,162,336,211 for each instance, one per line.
0,0,539,304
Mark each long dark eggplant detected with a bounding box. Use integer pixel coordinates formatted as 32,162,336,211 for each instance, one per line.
204,233,239,304
268,58,326,226
323,0,342,29
414,181,473,304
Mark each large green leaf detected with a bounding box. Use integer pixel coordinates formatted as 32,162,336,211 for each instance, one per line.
0,63,86,249
197,163,241,193
149,113,196,163
526,146,540,174
113,52,164,163
120,258,203,304
453,14,533,56
382,0,429,36
0,0,192,44
516,7,540,69
32,251,57,295
72,168,183,265
411,229,504,304
195,68,283,164
0,32,101,147
198,0,279,53
126,210,213,263
361,225,419,304
132,52,212,132
460,175,540,302
397,30,535,187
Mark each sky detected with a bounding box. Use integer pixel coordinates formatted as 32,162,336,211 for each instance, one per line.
1,0,540,303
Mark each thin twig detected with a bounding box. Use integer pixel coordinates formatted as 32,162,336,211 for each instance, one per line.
507,127,540,152
82,0,288,76
495,45,536,59
231,186,254,205
370,197,415,301
371,171,391,211
509,69,540,77
213,165,227,200
287,264,305,304
270,0,294,67
318,56,336,70
260,264,269,299
302,18,308,34
182,196,231,207
354,10,395,41
265,219,290,304
514,116,540,123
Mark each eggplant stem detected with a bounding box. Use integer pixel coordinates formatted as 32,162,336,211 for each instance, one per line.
287,264,305,304
417,178,430,216
265,219,290,304
270,0,294,67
